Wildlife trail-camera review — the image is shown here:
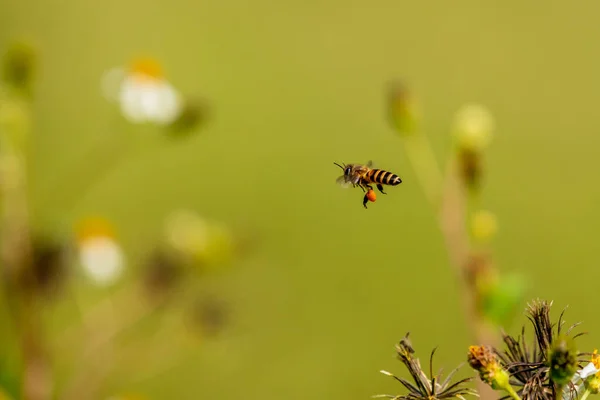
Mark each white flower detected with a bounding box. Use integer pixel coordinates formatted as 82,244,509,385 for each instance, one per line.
101,58,182,125
76,218,125,286
578,362,600,380
79,236,124,286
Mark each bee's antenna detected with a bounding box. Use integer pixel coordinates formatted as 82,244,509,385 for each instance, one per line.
334,162,345,170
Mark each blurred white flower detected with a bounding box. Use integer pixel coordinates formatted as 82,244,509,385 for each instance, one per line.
453,104,495,151
101,58,182,125
76,218,125,286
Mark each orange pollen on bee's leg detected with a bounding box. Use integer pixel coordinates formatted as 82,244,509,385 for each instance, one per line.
129,57,164,80
366,189,377,202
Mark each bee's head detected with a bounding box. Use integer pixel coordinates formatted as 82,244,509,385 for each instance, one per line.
334,162,353,177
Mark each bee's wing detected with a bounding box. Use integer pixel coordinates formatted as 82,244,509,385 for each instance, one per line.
336,175,353,188
366,160,373,168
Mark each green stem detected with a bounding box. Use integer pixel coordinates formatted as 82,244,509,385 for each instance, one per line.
504,384,522,400
580,389,592,400
403,133,443,208
555,384,564,400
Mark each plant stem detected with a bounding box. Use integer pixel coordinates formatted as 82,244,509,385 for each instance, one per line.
0,91,51,400
504,384,522,400
580,389,592,400
403,133,443,207
401,131,498,400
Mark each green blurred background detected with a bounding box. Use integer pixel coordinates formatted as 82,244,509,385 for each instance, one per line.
2,0,600,399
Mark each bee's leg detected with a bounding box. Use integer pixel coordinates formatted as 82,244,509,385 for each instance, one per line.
363,193,369,209
377,184,387,194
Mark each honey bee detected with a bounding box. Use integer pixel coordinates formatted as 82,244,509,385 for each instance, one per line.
334,160,402,208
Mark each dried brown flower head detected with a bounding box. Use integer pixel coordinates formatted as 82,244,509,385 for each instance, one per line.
375,333,477,400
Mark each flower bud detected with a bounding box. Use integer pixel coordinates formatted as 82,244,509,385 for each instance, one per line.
468,345,510,390
548,335,578,386
2,40,36,94
458,148,482,193
387,81,419,137
471,210,498,243
164,210,235,271
453,104,494,152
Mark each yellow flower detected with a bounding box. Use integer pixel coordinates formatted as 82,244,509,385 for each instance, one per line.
592,349,600,373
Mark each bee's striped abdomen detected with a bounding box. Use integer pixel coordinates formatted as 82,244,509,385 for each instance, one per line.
368,169,402,186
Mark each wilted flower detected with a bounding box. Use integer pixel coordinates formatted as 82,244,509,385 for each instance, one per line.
75,217,125,286
374,333,477,400
102,57,182,125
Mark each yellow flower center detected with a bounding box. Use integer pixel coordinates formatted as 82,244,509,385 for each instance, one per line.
75,217,115,243
592,349,600,376
129,57,163,81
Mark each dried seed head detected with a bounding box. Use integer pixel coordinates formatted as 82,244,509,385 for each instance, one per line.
526,299,554,357
468,345,510,390
380,333,477,400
